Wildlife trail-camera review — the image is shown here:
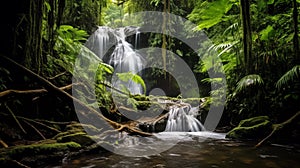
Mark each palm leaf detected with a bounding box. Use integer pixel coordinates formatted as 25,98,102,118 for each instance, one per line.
235,74,264,94
276,65,300,89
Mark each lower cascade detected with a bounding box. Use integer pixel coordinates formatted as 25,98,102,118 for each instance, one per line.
86,26,205,133
165,105,205,132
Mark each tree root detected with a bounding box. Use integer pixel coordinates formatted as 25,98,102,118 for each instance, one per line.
255,111,300,148
0,54,152,137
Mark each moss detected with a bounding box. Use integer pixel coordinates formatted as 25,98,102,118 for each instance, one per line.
65,123,103,135
7,142,81,159
57,132,98,146
226,116,272,139
238,116,270,127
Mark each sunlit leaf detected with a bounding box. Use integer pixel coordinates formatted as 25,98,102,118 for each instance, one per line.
188,0,233,30
260,25,274,41
116,72,146,94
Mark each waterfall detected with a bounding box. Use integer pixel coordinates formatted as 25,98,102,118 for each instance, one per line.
85,26,145,95
85,26,205,132
135,29,140,49
165,104,205,132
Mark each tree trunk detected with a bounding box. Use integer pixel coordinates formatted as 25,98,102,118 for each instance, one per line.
240,0,253,74
25,0,45,73
292,0,299,64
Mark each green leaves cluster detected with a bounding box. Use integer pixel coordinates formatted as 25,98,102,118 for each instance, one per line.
188,0,235,30
52,25,88,73
116,72,146,95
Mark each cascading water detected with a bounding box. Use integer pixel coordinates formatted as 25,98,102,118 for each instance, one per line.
85,26,205,132
165,104,205,132
85,26,145,95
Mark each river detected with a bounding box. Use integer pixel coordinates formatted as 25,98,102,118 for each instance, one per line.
47,131,300,168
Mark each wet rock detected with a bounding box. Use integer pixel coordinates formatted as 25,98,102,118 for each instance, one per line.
0,142,82,167
226,116,272,139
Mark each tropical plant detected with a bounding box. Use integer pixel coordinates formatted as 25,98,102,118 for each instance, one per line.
51,25,88,74
276,65,300,89
116,72,146,95
234,74,264,94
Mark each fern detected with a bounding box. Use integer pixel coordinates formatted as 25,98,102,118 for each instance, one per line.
235,74,264,94
276,65,300,89
188,0,234,30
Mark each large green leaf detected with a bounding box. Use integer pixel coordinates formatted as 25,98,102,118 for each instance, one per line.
116,72,146,94
188,0,234,30
260,25,275,41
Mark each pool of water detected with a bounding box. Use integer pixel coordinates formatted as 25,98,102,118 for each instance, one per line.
48,132,300,168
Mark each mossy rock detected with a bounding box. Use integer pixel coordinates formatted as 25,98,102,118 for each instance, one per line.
65,123,103,135
56,132,99,146
6,142,81,159
154,119,167,132
226,116,272,139
0,142,81,167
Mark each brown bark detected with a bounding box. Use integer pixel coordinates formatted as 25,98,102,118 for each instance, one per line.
0,54,152,137
292,0,299,63
240,0,253,74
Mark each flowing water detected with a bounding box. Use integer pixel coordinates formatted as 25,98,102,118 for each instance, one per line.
85,26,145,94
48,132,300,168
66,27,300,167
165,105,205,132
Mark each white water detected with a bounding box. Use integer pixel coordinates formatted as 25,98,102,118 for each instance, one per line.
165,105,205,132
85,26,205,132
85,26,145,94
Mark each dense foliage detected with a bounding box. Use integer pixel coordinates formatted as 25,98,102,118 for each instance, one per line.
0,0,299,145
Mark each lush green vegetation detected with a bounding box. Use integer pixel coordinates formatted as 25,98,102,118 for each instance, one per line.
0,0,299,166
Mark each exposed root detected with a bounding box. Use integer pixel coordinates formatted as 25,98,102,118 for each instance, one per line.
0,54,152,137
255,111,300,148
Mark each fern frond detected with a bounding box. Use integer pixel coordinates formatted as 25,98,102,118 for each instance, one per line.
235,74,264,94
276,65,300,89
223,22,239,36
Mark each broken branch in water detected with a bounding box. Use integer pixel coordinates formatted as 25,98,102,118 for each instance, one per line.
255,111,300,148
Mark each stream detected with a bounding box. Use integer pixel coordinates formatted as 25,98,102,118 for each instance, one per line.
47,132,300,168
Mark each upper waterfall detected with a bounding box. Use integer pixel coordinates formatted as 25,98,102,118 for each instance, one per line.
85,26,145,95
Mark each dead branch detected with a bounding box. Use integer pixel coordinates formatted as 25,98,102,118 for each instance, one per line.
23,120,46,140
5,103,27,134
19,116,61,133
255,111,300,148
0,83,79,98
0,55,152,137
0,139,8,148
47,71,67,80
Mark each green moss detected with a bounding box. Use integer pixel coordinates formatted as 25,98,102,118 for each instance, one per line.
226,116,272,139
65,123,103,135
7,142,81,159
238,116,270,127
57,132,98,146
